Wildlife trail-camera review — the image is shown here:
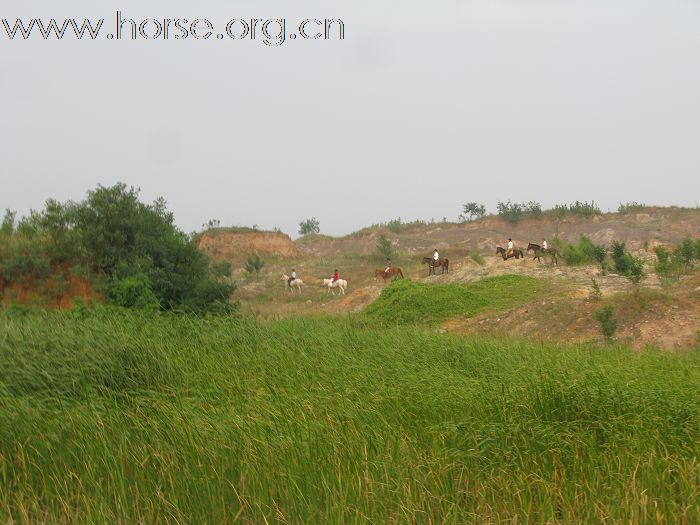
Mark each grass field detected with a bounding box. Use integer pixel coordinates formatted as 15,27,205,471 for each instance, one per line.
1,307,698,524
365,275,548,325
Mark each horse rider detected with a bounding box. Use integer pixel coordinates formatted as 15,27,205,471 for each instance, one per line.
331,269,340,284
542,238,548,251
384,258,392,276
432,249,439,268
506,238,514,258
288,269,297,287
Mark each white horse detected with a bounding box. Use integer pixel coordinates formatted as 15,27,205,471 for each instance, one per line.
281,274,303,294
322,278,347,295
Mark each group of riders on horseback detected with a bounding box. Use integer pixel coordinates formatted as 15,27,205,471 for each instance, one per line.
283,238,557,293
499,237,558,264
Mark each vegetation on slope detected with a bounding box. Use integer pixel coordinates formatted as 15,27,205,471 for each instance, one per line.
0,184,234,312
0,310,697,523
364,275,547,325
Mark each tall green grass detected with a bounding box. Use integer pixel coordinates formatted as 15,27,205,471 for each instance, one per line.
0,309,698,524
365,275,547,325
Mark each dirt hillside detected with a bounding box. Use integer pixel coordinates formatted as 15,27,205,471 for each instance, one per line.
295,208,700,258
198,230,301,264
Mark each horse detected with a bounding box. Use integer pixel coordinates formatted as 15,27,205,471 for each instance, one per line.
322,278,347,295
281,274,303,294
421,257,449,276
374,268,404,281
526,243,559,265
496,246,524,260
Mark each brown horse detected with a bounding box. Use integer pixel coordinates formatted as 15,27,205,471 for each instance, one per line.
496,246,524,260
374,268,405,281
421,257,449,276
527,243,559,265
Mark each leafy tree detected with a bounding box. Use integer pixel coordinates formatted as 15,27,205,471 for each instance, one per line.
459,202,486,222
244,254,264,275
609,240,645,286
523,201,543,218
1,209,16,237
610,241,631,274
627,256,646,286
1,183,236,313
298,217,320,236
497,201,523,224
376,234,394,259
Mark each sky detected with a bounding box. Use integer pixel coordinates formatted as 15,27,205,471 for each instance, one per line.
1,0,699,237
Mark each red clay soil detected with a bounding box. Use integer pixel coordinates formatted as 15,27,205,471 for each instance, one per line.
1,272,98,309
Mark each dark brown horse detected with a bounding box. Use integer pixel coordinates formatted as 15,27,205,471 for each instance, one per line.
421,257,449,276
374,268,404,281
527,243,558,265
496,246,524,260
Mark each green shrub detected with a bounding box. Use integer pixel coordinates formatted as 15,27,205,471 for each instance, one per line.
594,305,617,340
611,241,630,274
386,218,402,233
550,201,601,218
627,256,646,286
589,279,602,301
560,236,605,266
618,202,646,213
497,201,544,223
244,254,264,275
655,247,674,277
1,209,16,237
497,201,524,224
298,217,321,235
376,234,394,259
109,275,160,310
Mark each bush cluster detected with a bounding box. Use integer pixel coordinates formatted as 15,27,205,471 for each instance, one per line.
655,238,700,278
0,184,236,313
550,201,601,218
497,201,542,224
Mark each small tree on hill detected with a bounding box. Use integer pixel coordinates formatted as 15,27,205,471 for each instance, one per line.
244,254,264,275
459,202,486,222
376,234,394,259
626,256,646,288
497,201,524,224
1,209,16,237
298,217,320,236
595,305,617,341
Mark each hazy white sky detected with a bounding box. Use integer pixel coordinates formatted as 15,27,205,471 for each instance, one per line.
1,0,699,236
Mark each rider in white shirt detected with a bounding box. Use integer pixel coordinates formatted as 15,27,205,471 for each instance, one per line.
288,269,297,287
542,238,548,250
433,249,439,267
506,238,514,257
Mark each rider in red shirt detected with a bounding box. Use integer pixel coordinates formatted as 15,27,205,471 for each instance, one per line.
332,269,339,282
